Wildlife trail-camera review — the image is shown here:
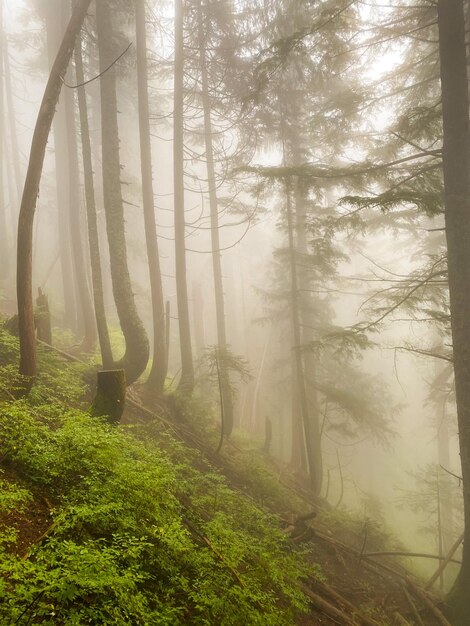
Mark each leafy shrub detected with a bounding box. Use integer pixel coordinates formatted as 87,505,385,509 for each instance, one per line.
0,330,313,624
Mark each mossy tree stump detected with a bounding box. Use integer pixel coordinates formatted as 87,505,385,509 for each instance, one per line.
91,369,126,424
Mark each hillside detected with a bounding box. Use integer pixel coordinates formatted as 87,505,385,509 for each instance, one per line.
0,325,452,625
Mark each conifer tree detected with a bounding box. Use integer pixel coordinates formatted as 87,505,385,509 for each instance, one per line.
173,0,194,393
74,34,114,369
136,0,167,393
96,0,149,384
436,0,470,620
17,0,92,379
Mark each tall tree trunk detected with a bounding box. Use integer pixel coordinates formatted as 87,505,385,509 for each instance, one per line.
437,399,454,560
4,35,22,207
285,179,320,495
174,0,194,393
432,343,455,590
74,36,113,369
295,176,323,494
17,0,92,380
45,0,76,330
96,0,149,385
192,280,206,361
0,0,7,282
136,0,167,393
197,1,233,432
437,1,470,622
63,8,96,352
290,346,308,472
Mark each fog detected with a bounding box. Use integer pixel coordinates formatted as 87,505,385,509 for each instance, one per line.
0,0,465,608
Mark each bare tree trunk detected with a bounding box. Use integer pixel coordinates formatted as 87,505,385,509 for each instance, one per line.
4,35,21,207
192,280,206,360
17,0,92,380
438,402,455,559
63,12,96,352
45,0,76,330
295,176,323,494
285,179,320,495
290,348,308,472
96,0,149,385
0,0,7,282
174,0,194,393
197,1,233,433
136,0,167,393
432,346,455,591
74,36,113,369
437,1,470,622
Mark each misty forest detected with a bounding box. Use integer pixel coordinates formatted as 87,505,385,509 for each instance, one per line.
2,0,470,624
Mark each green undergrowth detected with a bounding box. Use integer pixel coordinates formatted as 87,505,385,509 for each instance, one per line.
0,326,314,624
169,392,310,516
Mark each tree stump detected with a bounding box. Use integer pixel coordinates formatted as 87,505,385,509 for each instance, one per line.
35,288,52,345
91,369,126,424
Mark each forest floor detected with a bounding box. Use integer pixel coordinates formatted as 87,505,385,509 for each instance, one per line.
0,325,453,625
124,394,451,626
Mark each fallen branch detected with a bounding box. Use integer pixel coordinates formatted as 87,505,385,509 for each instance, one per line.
314,529,408,582
403,587,425,626
183,515,264,612
425,531,464,590
300,584,361,625
393,613,411,626
310,578,382,626
361,551,461,565
406,578,452,626
37,339,92,368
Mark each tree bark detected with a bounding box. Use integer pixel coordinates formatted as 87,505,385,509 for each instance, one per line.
91,369,126,424
4,35,22,207
285,179,320,495
136,0,167,393
437,1,470,622
16,0,92,379
197,1,233,432
63,16,96,352
74,35,114,369
96,0,149,385
44,0,76,330
174,0,194,393
0,0,8,282
290,345,308,472
294,174,322,494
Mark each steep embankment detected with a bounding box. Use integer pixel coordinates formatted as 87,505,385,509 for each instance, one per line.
0,325,452,625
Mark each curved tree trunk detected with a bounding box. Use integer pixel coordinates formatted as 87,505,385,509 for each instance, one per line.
174,0,194,393
17,0,92,379
96,0,149,385
74,35,114,369
136,0,167,393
